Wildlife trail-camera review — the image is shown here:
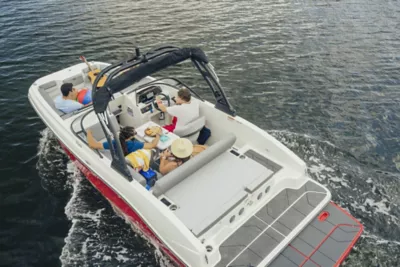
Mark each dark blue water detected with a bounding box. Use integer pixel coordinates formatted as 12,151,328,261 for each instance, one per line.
1,0,400,266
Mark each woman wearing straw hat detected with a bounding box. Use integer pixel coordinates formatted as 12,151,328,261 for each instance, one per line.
159,138,194,175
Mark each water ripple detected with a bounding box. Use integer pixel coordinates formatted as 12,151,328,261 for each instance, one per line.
1,0,400,266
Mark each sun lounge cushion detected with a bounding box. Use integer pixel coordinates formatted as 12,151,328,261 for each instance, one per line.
152,133,236,197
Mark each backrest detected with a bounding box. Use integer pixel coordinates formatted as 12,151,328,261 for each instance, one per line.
83,63,104,74
38,81,65,116
152,133,236,197
62,74,85,87
87,114,119,141
38,75,86,118
127,163,147,186
173,116,206,137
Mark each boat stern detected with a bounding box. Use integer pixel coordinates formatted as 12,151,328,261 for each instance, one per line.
269,201,363,267
208,180,362,267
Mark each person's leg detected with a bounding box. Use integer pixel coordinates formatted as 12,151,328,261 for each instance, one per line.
162,116,177,132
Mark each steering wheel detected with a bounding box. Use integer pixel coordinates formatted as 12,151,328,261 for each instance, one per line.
153,93,171,111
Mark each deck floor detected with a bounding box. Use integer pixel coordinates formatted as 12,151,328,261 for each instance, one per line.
268,201,362,267
216,180,328,267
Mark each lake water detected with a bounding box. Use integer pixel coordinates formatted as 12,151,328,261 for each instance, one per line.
1,0,400,266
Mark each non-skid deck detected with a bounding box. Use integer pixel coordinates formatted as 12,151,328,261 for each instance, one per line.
216,180,329,267
268,202,363,267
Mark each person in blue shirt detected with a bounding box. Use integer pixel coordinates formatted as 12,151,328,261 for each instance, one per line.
86,126,161,155
54,83,91,113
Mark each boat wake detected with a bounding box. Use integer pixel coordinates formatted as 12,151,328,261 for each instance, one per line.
269,129,400,267
37,128,70,197
37,128,168,267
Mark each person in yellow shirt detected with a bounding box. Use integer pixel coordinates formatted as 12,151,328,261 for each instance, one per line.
125,149,152,172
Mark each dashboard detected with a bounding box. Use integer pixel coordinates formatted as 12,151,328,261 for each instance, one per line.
136,85,162,114
137,85,162,104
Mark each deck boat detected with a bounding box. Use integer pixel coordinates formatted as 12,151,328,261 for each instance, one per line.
28,46,363,267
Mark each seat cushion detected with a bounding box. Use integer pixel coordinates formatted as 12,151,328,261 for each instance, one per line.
38,84,65,116
164,151,268,236
173,116,205,137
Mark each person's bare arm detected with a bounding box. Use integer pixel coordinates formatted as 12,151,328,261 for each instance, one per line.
143,133,160,149
159,150,177,175
156,99,167,112
87,130,104,150
159,160,178,175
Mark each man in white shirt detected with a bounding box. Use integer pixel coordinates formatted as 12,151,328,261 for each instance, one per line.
54,83,86,113
156,88,199,133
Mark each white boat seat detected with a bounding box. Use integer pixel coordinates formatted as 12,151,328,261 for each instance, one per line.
103,146,152,187
87,114,119,141
173,116,206,143
125,149,162,187
38,76,88,118
129,167,164,188
127,165,147,186
38,81,65,116
152,133,236,197
62,74,85,86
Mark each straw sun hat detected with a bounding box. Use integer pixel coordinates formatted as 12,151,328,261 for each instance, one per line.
171,138,193,158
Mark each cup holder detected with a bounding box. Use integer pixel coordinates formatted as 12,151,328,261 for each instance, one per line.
265,185,271,194
170,204,177,211
206,245,213,252
239,207,245,216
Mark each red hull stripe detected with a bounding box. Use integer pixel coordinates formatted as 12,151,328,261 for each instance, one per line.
59,141,186,267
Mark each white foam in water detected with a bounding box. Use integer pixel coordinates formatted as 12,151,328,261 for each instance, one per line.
39,131,172,267
58,159,172,266
36,125,172,266
37,128,64,156
363,198,397,221
115,254,130,263
37,128,52,156
101,255,112,261
363,233,400,246
60,162,85,265
268,129,337,148
110,204,174,267
350,201,370,214
59,162,152,266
